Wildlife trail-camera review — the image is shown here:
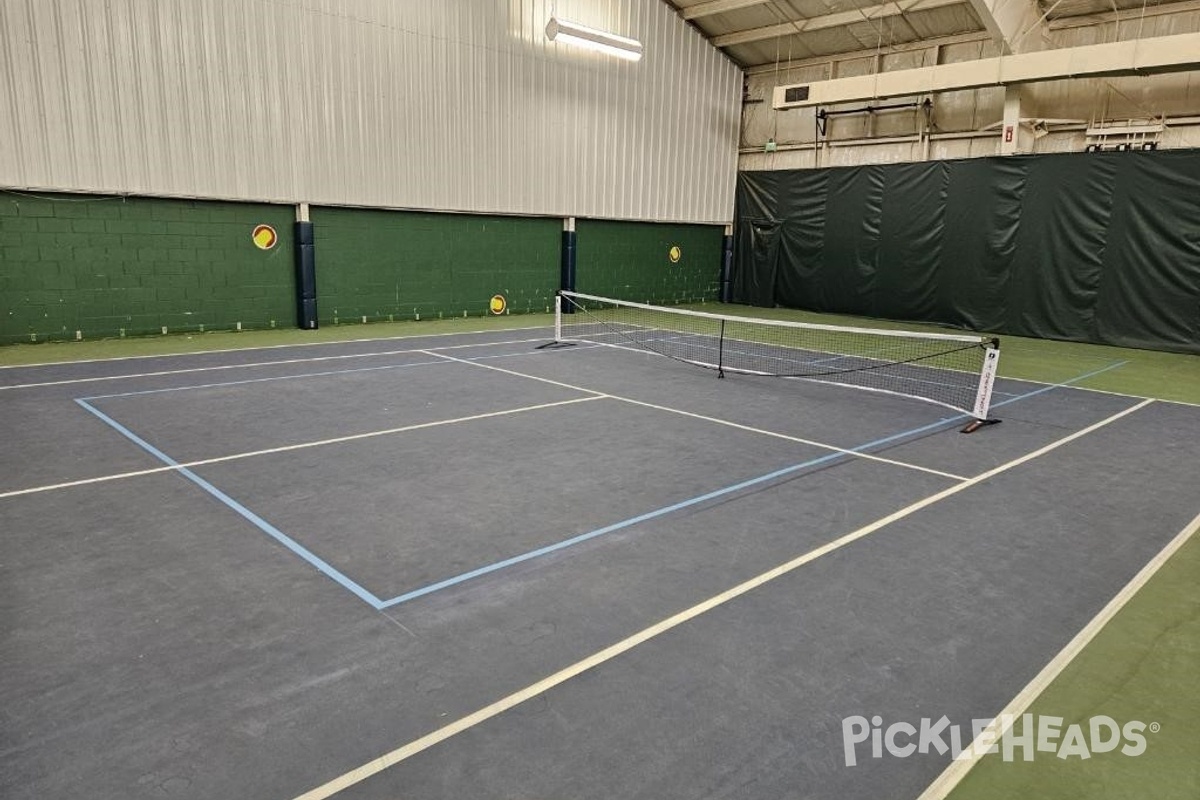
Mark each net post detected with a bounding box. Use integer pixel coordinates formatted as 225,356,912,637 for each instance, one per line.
717,319,726,379
537,291,577,349
962,339,1002,433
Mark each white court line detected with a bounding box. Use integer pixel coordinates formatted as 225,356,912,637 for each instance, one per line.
0,325,551,369
0,336,549,391
290,397,1155,800
0,396,606,500
420,350,969,482
916,501,1200,800
991,372,1200,409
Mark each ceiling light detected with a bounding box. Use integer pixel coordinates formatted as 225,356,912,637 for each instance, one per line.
546,17,643,61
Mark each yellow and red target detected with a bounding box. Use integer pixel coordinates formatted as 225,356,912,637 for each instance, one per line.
252,224,278,250
489,294,507,315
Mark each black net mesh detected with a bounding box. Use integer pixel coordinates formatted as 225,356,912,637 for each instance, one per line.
559,292,1000,419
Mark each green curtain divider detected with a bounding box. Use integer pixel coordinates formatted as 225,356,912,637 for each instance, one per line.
935,158,1026,332
1095,153,1200,352
770,169,827,313
733,150,1200,355
876,162,947,322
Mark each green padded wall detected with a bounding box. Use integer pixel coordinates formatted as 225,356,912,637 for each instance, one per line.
575,219,723,304
311,207,560,322
0,191,295,344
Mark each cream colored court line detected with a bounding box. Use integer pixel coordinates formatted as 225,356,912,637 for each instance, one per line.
0,336,549,391
0,395,606,500
291,397,1155,800
0,325,550,369
916,498,1198,800
422,350,970,482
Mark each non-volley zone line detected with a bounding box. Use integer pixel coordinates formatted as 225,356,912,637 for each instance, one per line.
291,397,1156,800
0,395,607,500
0,335,552,391
422,350,1123,481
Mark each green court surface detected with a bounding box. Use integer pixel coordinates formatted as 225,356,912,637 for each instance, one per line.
2,303,1197,799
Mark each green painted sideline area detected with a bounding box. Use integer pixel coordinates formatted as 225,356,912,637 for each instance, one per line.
945,521,1200,800
3,302,1198,407
1,301,1196,800
0,313,557,366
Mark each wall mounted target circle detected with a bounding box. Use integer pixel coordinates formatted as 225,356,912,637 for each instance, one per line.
252,224,278,250
489,294,507,314
668,245,682,263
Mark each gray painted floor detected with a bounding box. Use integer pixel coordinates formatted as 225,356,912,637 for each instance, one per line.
1,327,1195,799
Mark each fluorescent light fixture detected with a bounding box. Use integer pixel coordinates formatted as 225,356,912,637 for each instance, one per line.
546,17,642,61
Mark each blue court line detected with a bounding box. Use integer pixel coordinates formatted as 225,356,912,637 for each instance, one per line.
78,356,1129,611
374,358,1130,608
74,398,386,609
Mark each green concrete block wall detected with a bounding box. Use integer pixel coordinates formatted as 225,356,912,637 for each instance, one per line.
0,191,295,344
312,207,560,322
575,219,723,304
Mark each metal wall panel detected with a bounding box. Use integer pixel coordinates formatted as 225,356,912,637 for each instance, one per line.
0,0,741,223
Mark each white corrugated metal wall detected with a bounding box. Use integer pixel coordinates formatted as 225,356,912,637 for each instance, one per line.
0,0,741,223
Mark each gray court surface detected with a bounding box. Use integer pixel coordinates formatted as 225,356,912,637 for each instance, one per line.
1,326,1197,799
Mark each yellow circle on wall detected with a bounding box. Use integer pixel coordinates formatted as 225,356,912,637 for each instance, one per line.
489,294,507,315
252,224,278,250
668,245,682,263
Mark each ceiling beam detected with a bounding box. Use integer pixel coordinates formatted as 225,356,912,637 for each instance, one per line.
1048,0,1200,29
772,31,1200,106
964,0,1048,53
680,0,768,20
742,31,991,74
712,0,968,47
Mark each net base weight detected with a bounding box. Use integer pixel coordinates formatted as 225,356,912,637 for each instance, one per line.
960,418,1002,434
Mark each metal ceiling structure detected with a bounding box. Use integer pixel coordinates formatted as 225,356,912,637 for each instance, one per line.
663,0,1200,67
